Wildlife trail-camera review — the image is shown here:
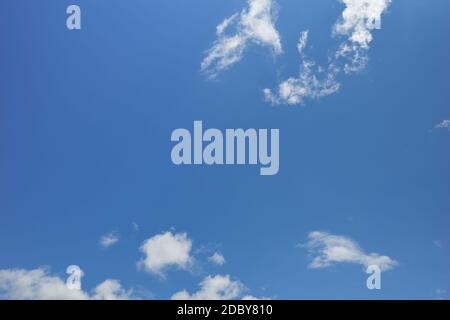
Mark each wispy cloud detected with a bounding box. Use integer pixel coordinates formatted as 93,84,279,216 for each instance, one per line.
433,240,443,248
264,31,341,105
201,0,282,79
304,231,398,271
265,0,391,105
99,231,119,248
0,268,133,300
435,120,450,131
209,252,226,266
138,231,193,277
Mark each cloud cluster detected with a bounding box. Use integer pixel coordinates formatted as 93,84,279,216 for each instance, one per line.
138,231,193,277
0,232,251,300
305,231,397,271
0,229,401,300
0,268,132,300
201,0,282,79
137,232,268,299
265,0,391,105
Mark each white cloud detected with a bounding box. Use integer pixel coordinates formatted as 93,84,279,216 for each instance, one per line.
91,279,133,300
171,275,243,300
201,0,282,78
297,30,309,55
305,231,398,271
138,231,193,277
0,268,87,300
99,231,119,248
264,31,341,105
242,295,271,300
0,268,132,300
435,120,450,131
241,295,261,300
334,0,391,73
209,252,226,266
265,0,391,105
334,0,390,47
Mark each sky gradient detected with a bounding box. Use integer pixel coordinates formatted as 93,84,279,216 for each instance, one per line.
0,0,449,299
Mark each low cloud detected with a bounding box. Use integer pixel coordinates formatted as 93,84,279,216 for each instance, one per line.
201,0,282,79
0,268,133,300
171,274,268,300
209,252,226,266
241,295,270,300
91,279,133,300
171,275,244,300
304,231,398,271
138,231,193,277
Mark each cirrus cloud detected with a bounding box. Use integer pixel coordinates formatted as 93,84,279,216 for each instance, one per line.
201,0,282,79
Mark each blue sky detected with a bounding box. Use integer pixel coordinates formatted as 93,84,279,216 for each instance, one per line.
0,0,449,299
